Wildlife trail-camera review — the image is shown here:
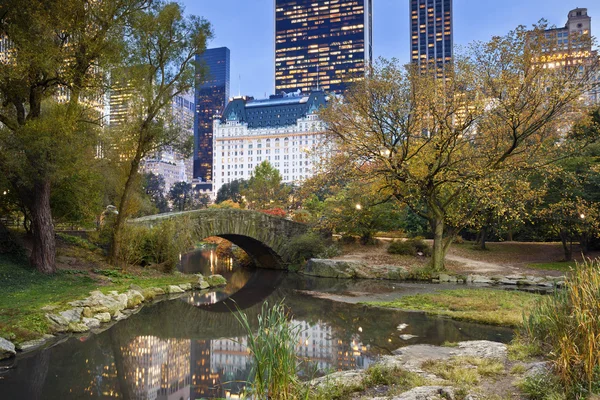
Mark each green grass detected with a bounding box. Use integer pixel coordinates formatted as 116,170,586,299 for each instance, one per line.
365,289,542,327
526,261,576,272
0,254,196,343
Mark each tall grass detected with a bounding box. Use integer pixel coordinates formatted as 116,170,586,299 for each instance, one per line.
234,301,307,400
523,259,600,397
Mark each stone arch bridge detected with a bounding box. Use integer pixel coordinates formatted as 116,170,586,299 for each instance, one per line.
130,209,309,269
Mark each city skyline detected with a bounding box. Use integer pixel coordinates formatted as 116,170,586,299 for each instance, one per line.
182,0,599,98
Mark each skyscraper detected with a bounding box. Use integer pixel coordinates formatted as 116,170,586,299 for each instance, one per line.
193,47,231,191
410,0,453,72
275,0,373,94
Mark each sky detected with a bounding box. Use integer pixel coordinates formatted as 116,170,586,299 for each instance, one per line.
181,0,600,99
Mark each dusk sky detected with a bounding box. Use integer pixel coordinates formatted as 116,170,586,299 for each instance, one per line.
181,1,600,98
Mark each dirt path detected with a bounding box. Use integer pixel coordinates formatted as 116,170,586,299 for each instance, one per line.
443,254,521,274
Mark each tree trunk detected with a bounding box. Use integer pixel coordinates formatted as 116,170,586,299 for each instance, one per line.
559,228,572,261
29,180,56,274
478,226,488,250
507,229,513,242
110,160,140,265
430,217,446,271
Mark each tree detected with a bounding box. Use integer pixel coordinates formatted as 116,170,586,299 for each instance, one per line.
168,181,192,212
242,161,290,210
215,179,247,204
0,0,148,273
143,172,169,213
110,2,212,264
321,25,597,271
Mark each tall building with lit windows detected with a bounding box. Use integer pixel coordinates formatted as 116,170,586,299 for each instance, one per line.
193,47,231,192
410,0,453,72
275,0,373,94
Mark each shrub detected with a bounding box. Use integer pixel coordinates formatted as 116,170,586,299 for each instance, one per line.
523,259,600,397
291,209,311,223
387,238,431,256
284,232,326,268
340,235,356,244
56,232,98,251
260,208,287,218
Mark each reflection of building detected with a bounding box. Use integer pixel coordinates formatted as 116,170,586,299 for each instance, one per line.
275,0,373,94
121,336,191,400
194,47,231,191
212,90,329,194
410,0,453,75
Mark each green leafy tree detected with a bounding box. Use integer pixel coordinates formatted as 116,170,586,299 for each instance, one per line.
216,179,247,204
110,2,212,264
168,181,192,212
242,161,290,210
0,0,148,273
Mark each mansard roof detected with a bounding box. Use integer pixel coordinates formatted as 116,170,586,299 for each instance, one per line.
219,90,328,129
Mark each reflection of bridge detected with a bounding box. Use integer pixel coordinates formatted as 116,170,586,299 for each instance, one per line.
131,209,309,269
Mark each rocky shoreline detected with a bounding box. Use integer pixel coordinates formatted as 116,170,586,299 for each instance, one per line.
310,340,547,399
0,273,228,360
301,259,565,289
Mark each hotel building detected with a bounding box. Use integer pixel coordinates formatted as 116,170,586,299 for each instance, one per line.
275,0,373,94
212,90,329,195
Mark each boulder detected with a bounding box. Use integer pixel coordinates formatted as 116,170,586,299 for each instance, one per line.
400,334,418,340
125,289,145,308
178,283,193,291
196,278,210,290
69,291,127,316
498,278,518,285
59,307,83,323
206,274,227,287
142,287,165,300
67,322,90,333
0,337,16,360
438,274,458,283
467,275,493,284
302,259,365,279
309,370,365,390
167,285,185,294
82,317,101,329
390,386,455,400
456,340,507,359
94,312,112,323
112,311,127,321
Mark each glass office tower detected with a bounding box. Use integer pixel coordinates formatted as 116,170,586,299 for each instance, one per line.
193,47,231,190
275,0,373,94
410,0,453,73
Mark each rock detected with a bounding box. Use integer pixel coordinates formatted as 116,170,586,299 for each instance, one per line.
112,311,127,321
206,274,227,287
457,340,507,359
302,259,365,279
468,275,493,284
142,287,165,300
125,289,145,308
69,291,127,316
94,312,111,323
16,338,48,352
397,323,408,331
129,284,143,292
390,386,455,400
506,274,525,280
82,317,101,329
60,307,83,323
41,305,59,312
67,322,90,333
0,337,16,360
178,283,193,291
523,361,550,378
438,274,458,283
498,278,518,285
46,313,70,328
309,370,365,390
167,285,185,294
196,279,210,290
400,334,418,340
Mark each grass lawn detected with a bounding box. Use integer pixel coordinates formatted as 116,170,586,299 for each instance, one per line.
527,260,577,272
364,289,541,327
0,253,196,343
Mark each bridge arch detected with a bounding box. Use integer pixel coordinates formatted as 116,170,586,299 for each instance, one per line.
131,209,309,269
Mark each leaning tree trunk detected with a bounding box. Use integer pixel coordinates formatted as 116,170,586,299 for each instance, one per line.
110,158,141,266
29,180,56,274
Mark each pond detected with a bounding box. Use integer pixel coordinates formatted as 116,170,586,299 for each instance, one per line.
0,248,513,400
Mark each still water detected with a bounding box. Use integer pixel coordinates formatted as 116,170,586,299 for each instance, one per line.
0,248,513,400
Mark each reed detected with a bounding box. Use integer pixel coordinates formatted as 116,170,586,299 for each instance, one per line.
523,259,600,396
233,301,307,400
